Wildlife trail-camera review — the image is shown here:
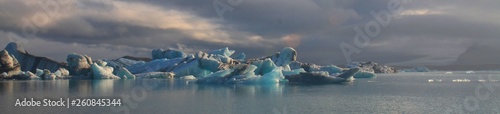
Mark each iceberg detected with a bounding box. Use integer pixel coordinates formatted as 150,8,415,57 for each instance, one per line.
289,61,342,75
67,53,93,77
29,68,70,80
249,58,277,75
282,68,306,76
91,61,121,79
114,67,136,79
135,72,175,79
399,66,431,72
353,71,377,78
285,68,360,84
234,53,246,61
272,47,297,67
127,58,184,74
208,47,235,57
196,64,285,84
0,50,21,76
347,61,397,73
41,69,56,80
152,49,186,60
5,42,64,73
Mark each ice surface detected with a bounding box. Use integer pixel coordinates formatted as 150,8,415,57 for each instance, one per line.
399,67,431,72
0,50,21,76
91,61,121,79
208,47,235,57
5,43,64,73
282,68,306,76
353,71,377,78
135,72,174,79
234,53,246,60
250,58,277,75
171,59,212,77
106,58,145,68
67,53,92,76
273,47,297,67
347,61,397,73
127,58,184,74
115,67,136,79
180,75,197,80
198,57,222,72
152,49,186,60
285,68,359,84
289,61,343,75
36,69,44,77
196,65,284,84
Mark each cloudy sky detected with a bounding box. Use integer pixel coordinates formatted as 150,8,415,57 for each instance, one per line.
0,0,498,66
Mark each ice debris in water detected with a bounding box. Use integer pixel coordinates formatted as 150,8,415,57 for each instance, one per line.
452,79,470,82
428,79,442,82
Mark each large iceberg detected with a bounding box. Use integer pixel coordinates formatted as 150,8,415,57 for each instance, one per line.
5,42,64,72
0,50,21,76
67,53,135,79
67,53,93,77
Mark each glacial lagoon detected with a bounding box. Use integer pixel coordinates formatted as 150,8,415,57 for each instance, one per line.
1,71,499,114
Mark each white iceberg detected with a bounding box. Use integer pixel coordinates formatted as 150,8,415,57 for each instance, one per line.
91,61,121,79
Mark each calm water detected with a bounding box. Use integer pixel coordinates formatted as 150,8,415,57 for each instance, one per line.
1,71,500,114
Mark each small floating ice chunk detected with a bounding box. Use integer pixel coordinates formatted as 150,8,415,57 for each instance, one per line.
428,79,442,82
452,78,470,82
180,75,197,80
466,71,475,74
444,72,453,74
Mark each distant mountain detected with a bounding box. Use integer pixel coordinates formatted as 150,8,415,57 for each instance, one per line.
409,44,500,71
453,44,500,65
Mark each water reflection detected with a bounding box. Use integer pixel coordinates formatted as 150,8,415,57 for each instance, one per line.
195,84,285,97
0,80,70,97
0,79,353,98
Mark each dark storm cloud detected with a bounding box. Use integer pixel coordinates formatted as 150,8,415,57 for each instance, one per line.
0,0,498,65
